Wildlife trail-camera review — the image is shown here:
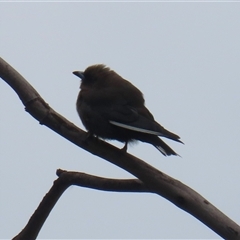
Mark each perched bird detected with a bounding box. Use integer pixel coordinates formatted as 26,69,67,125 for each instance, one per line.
73,64,182,156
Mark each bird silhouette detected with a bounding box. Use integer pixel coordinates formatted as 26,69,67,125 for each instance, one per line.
73,64,182,156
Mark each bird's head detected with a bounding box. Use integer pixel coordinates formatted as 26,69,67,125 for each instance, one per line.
73,64,114,88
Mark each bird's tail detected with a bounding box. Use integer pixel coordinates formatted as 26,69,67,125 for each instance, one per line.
141,135,180,156
160,127,183,144
154,139,180,156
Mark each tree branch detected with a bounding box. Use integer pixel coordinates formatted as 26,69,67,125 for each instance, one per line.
13,169,149,240
56,169,149,192
1,57,239,239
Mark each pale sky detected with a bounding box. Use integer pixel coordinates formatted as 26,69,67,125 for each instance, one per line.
1,2,240,239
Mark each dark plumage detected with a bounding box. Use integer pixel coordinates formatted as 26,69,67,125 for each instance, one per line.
73,64,182,156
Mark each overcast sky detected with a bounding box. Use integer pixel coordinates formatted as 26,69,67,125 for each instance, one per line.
1,2,240,239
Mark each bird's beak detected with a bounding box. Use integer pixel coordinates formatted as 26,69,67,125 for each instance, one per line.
72,71,85,80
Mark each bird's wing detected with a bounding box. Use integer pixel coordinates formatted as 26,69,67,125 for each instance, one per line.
86,90,182,142
105,103,165,136
106,103,182,143
109,121,161,135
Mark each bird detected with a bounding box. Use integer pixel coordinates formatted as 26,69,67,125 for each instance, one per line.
73,64,183,156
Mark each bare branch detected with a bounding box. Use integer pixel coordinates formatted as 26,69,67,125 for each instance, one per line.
1,57,239,239
13,169,149,240
56,169,149,192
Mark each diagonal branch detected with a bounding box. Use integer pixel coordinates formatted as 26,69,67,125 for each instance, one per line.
1,57,239,239
13,169,149,240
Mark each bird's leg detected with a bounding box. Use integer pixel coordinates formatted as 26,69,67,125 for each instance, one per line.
86,131,93,139
81,131,98,146
121,141,128,152
84,131,96,141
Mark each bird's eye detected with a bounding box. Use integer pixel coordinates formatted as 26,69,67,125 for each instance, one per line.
83,74,96,85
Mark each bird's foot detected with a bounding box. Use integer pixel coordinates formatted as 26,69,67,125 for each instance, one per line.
83,131,97,143
120,142,128,153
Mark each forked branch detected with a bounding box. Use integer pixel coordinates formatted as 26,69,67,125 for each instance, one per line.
0,57,239,239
